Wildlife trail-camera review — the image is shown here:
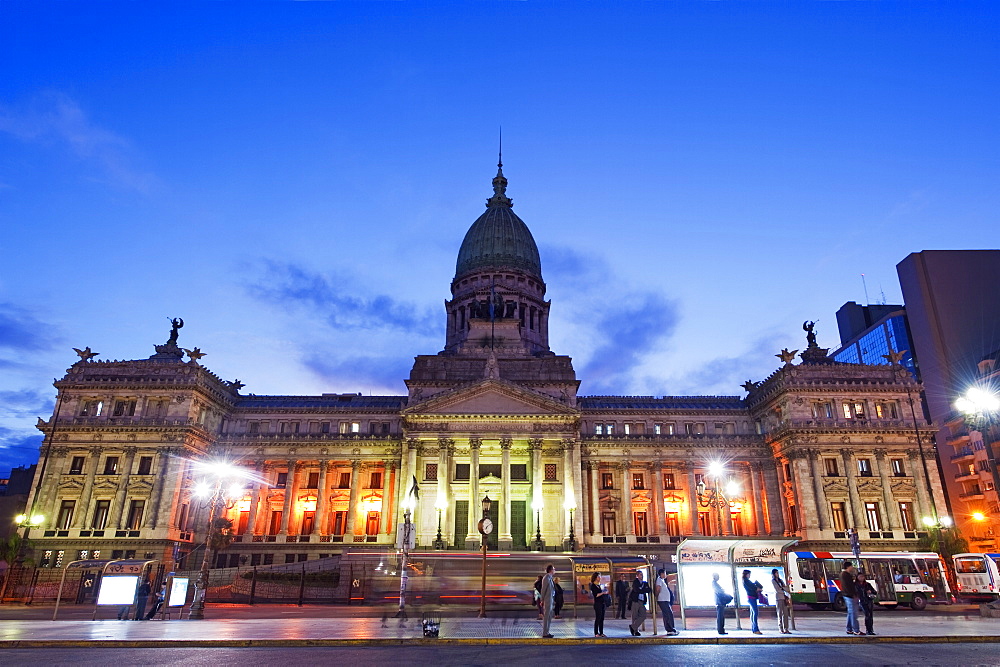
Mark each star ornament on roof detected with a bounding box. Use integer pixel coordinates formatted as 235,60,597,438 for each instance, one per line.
776,348,798,364
73,346,99,361
882,349,908,365
184,347,207,361
741,380,757,393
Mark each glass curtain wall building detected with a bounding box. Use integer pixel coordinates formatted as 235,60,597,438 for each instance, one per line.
831,303,918,381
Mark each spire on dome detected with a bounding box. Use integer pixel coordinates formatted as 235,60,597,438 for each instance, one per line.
487,130,512,208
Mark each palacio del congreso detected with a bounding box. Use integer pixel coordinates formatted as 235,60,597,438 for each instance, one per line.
24,165,947,571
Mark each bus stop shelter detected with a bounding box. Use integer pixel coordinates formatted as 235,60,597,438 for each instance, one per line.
676,537,798,630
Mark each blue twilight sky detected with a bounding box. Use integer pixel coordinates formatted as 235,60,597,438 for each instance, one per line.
1,2,998,475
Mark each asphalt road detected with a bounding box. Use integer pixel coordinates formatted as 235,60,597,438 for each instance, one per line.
2,643,997,666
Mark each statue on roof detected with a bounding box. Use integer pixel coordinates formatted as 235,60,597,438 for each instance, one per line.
803,321,817,348
167,317,184,345
73,346,99,362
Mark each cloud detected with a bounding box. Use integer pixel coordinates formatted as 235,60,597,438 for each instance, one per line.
654,334,787,396
0,302,59,353
0,428,42,474
0,389,54,418
301,353,412,394
248,260,438,336
541,244,682,395
0,91,157,192
580,294,681,394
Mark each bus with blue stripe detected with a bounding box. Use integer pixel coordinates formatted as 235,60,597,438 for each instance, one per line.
952,553,1000,602
787,551,950,611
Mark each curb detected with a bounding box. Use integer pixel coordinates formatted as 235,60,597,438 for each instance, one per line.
2,635,1000,649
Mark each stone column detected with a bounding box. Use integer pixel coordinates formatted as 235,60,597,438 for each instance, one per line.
621,462,634,538
560,439,572,545
73,447,100,529
382,461,394,536
501,438,513,546
588,461,602,539
40,447,67,530
570,440,584,545
279,460,295,534
807,450,829,531
875,451,899,531
791,457,819,532
687,464,702,536
312,459,329,536
909,449,932,522
344,459,361,540
245,461,266,537
650,460,664,538
762,463,785,535
467,438,481,548
841,449,866,530
750,463,766,535
439,438,454,544
111,447,137,529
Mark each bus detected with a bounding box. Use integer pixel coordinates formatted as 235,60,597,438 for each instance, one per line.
952,553,1000,602
787,551,950,611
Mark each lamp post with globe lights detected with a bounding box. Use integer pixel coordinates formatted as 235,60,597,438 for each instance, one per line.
696,461,740,536
564,497,578,551
433,498,447,550
187,459,255,620
478,494,492,618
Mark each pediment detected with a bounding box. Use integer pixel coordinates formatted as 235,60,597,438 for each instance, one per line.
404,379,578,417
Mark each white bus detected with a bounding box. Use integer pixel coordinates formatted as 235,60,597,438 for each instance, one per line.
787,550,951,611
952,553,1000,602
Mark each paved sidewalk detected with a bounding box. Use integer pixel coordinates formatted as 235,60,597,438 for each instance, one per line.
0,610,998,647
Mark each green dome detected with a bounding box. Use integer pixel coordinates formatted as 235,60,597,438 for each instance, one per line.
455,166,542,281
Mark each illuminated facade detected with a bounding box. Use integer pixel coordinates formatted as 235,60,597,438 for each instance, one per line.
23,166,949,569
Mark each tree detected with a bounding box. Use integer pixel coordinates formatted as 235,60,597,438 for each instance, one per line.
207,516,235,561
0,533,34,601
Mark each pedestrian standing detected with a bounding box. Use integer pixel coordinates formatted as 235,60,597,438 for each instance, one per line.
771,568,792,634
590,572,608,637
614,573,629,619
856,572,878,636
741,569,763,634
840,560,861,635
628,569,651,636
712,572,732,635
540,564,556,638
134,579,151,621
553,576,564,618
654,569,678,635
534,575,543,619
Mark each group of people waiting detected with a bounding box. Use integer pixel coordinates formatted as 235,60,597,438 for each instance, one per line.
535,565,678,638
710,568,793,635
538,560,881,638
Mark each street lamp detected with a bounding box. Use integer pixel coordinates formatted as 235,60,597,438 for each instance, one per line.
564,497,577,551
956,386,1000,538
478,494,493,618
187,459,254,620
531,498,544,551
697,462,739,536
396,476,417,622
433,498,447,550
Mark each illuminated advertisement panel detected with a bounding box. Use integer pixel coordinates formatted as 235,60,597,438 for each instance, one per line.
168,577,190,607
96,575,139,606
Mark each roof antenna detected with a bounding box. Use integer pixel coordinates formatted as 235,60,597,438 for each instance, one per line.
498,124,503,169
861,273,870,306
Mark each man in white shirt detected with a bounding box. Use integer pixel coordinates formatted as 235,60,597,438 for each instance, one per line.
654,569,678,635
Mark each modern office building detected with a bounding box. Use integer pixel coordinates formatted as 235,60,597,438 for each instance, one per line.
832,302,918,381
897,250,1000,543
18,166,949,571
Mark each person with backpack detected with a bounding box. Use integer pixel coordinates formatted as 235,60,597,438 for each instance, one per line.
741,569,764,634
712,572,733,635
654,569,678,635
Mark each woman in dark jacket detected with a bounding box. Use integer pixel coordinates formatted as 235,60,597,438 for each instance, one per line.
741,569,763,634
856,572,879,636
590,572,608,637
